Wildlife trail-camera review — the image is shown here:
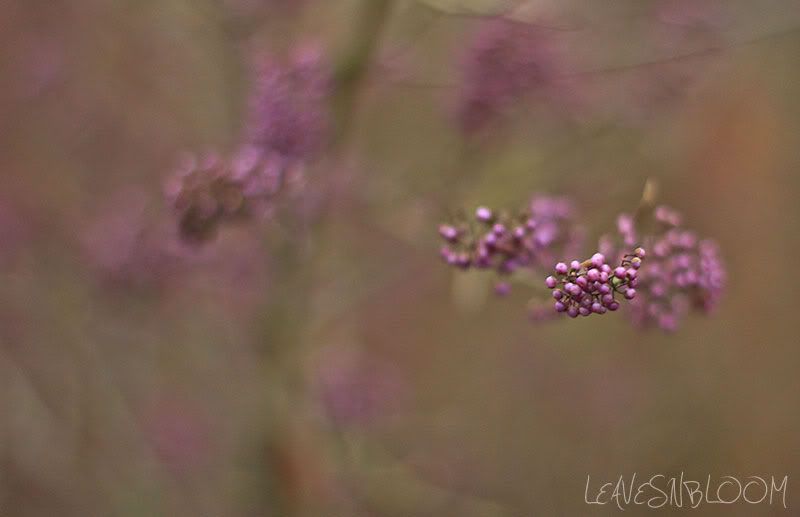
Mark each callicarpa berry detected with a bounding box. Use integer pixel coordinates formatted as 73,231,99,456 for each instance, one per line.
439,224,459,242
599,205,726,332
476,206,493,222
544,249,645,317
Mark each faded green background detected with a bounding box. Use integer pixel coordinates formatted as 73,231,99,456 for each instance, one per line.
1,0,800,515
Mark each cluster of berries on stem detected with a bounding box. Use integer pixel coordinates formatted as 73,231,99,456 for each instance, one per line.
438,195,583,292
545,248,645,318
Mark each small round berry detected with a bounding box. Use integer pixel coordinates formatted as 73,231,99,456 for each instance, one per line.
624,288,636,300
634,247,646,258
579,307,591,317
598,283,611,295
492,223,506,236
674,254,691,268
576,276,588,289
608,301,620,311
439,225,458,241
627,269,637,280
591,302,603,314
555,301,566,312
513,226,525,239
570,260,582,271
555,262,568,275
599,271,609,283
614,267,627,279
500,260,517,274
494,282,511,296
545,276,557,289
552,290,563,301
601,294,614,305
591,253,605,268
629,278,640,288
567,307,579,318
586,269,600,282
476,206,492,222
630,257,642,269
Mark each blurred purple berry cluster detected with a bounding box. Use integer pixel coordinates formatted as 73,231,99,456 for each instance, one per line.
546,249,645,318
165,149,304,243
246,45,330,161
457,19,566,135
165,153,251,243
438,194,583,284
600,205,726,331
166,46,330,243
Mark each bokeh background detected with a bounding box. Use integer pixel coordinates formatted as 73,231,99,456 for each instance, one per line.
2,0,800,515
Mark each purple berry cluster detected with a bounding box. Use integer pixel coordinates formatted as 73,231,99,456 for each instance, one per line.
438,195,583,291
601,205,726,331
545,249,645,318
438,193,727,330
